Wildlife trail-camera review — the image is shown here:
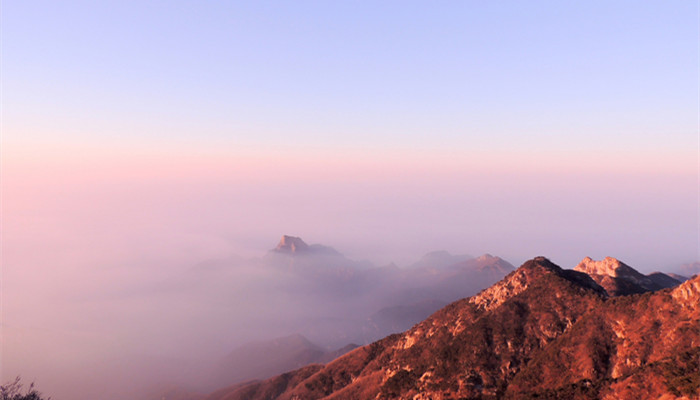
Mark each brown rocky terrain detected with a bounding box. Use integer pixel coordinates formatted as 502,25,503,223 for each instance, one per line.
199,257,699,400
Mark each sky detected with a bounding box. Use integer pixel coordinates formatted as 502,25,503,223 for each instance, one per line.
0,1,698,397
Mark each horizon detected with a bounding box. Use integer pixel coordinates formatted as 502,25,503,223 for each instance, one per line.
205,232,698,274
4,2,698,272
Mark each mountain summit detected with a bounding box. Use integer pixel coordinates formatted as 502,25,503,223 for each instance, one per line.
574,256,641,279
273,235,310,253
270,235,341,257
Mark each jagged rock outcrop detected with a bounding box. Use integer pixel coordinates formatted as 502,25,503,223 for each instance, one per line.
274,235,311,253
271,235,341,256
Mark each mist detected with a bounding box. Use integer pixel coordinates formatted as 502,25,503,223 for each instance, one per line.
1,153,696,399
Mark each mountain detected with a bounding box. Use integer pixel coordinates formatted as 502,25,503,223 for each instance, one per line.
427,254,516,303
574,256,681,296
385,254,516,307
209,334,357,390
271,235,341,256
648,271,685,288
200,257,699,400
361,299,448,340
178,235,516,356
668,273,690,283
263,235,372,287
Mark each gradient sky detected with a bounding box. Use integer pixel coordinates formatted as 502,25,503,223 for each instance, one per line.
3,0,698,264
3,0,698,263
2,1,699,397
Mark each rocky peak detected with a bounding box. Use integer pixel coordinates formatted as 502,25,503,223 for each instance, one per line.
473,253,515,272
469,257,605,312
574,256,639,278
476,253,496,261
574,256,681,296
273,235,310,254
469,257,557,311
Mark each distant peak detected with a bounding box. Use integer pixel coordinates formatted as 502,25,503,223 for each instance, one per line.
470,254,515,272
274,235,310,253
574,256,638,278
476,253,496,261
270,235,343,257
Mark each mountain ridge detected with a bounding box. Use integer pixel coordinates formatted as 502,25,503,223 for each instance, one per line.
198,257,698,400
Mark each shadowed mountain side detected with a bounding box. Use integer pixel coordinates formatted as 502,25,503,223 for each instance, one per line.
202,365,325,400
667,273,690,283
209,335,358,390
361,299,449,340
647,271,685,288
198,258,700,400
368,254,516,308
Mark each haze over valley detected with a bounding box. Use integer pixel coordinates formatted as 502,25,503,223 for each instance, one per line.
2,233,697,399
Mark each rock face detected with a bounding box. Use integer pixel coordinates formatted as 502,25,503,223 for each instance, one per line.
274,235,311,254
201,257,700,400
574,256,681,296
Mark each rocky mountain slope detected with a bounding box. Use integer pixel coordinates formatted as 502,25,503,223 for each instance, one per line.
200,257,699,400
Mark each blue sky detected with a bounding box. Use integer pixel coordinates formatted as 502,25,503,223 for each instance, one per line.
4,1,697,153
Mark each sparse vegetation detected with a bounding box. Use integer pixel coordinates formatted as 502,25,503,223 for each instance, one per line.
657,348,700,396
380,369,417,397
0,377,50,400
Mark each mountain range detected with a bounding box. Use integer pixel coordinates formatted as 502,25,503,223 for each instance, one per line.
186,235,516,349
194,256,698,400
150,236,518,399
